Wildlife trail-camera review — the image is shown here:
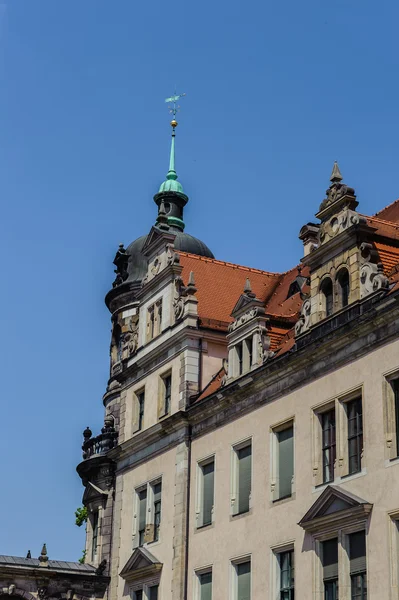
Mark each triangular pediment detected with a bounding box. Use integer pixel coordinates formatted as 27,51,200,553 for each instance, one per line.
231,294,264,318
299,485,372,533
142,226,176,257
120,547,162,582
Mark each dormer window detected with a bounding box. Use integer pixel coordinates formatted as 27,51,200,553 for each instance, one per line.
337,268,350,308
321,278,333,317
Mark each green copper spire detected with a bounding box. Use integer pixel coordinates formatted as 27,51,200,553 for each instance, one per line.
158,127,184,193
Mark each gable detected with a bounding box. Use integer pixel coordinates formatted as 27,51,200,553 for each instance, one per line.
120,547,162,583
141,226,176,257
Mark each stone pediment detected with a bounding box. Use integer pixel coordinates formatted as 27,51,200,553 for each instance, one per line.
141,226,176,257
299,485,372,535
119,547,162,583
231,293,264,318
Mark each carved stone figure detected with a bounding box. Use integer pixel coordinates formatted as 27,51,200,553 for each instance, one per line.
122,317,139,358
112,244,129,288
295,297,312,336
173,277,185,322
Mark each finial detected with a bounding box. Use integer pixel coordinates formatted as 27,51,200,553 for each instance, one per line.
186,271,197,295
39,543,48,563
156,201,170,231
243,278,255,298
165,90,186,130
330,161,343,183
26,550,31,559
83,426,92,441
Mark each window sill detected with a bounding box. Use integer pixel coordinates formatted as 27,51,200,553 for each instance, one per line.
272,493,295,506
195,522,214,533
385,456,399,468
230,508,252,521
340,468,366,482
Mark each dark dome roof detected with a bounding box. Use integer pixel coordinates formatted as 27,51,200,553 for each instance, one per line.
125,229,214,283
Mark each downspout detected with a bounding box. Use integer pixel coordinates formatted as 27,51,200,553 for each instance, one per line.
183,424,192,600
198,338,203,395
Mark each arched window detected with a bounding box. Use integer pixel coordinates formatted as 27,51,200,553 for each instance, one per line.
321,278,333,317
337,269,350,308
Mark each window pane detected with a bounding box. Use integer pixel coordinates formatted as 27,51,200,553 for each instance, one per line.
138,489,147,546
238,445,251,513
133,591,143,600
322,410,336,483
138,392,145,430
349,531,366,574
278,427,294,499
148,586,158,600
237,561,251,600
279,551,294,598
153,482,162,541
322,538,338,581
202,461,214,525
324,580,338,600
393,379,399,456
347,398,363,475
199,572,212,600
91,511,99,562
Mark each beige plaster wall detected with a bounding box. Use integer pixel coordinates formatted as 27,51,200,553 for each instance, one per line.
122,354,182,441
201,341,226,389
187,337,399,599
116,447,177,600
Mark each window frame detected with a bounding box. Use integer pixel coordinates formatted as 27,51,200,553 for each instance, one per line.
194,566,213,600
320,277,334,317
196,455,215,528
133,477,163,548
90,509,100,563
271,543,295,600
159,371,172,419
231,438,252,516
270,420,295,502
383,370,399,460
337,268,350,308
230,555,251,600
346,397,363,476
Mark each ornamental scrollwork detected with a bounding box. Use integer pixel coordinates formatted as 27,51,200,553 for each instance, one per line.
295,297,311,336
228,308,259,333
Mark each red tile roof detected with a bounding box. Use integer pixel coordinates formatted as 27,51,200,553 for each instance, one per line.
374,199,399,223
178,252,282,324
375,242,399,274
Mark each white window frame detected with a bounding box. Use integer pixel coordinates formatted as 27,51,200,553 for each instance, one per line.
311,400,336,488
270,542,295,600
230,555,251,600
230,438,252,516
389,510,399,595
130,580,160,600
194,565,213,600
383,368,399,462
195,454,215,528
133,477,162,548
270,419,295,502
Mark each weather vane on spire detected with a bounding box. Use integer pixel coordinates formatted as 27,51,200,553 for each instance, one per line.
165,90,186,131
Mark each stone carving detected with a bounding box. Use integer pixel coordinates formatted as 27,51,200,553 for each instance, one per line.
166,243,180,266
258,328,274,363
38,588,48,600
319,182,350,213
228,308,259,333
173,277,185,322
122,317,139,358
319,209,366,245
96,559,107,576
112,244,129,288
360,262,389,298
150,257,161,276
8,586,15,595
295,297,311,336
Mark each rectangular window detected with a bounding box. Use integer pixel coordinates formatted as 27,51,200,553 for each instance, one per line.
236,344,243,375
199,571,212,600
133,591,143,600
91,510,99,562
148,585,159,600
279,551,294,600
153,481,162,542
233,443,252,515
323,538,338,600
277,426,294,500
322,409,336,483
138,391,145,431
347,398,363,474
349,531,367,599
234,560,251,600
162,374,172,416
138,489,147,547
199,459,215,527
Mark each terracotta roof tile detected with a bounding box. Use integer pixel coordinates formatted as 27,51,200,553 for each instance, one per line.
196,367,226,401
375,242,399,274
365,215,399,242
178,252,282,323
373,198,399,223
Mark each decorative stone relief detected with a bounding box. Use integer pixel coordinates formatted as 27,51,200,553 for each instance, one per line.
360,262,389,297
121,316,139,358
258,327,274,363
318,209,366,245
295,297,311,336
228,308,259,333
173,276,185,322
166,243,180,266
150,256,161,276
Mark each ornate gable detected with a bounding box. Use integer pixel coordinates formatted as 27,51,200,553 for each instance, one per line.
299,485,372,535
119,547,162,583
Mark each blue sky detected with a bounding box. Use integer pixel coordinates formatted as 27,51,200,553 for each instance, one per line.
1,0,399,560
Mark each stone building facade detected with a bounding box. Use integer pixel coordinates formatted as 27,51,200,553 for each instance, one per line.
3,122,399,600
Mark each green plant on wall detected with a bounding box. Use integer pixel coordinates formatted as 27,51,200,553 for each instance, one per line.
78,549,87,565
75,506,88,527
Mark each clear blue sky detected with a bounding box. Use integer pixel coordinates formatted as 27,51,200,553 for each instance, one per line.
1,0,398,561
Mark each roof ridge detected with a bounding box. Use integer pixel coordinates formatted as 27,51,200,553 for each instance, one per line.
373,198,399,217
365,214,399,228
177,251,282,277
